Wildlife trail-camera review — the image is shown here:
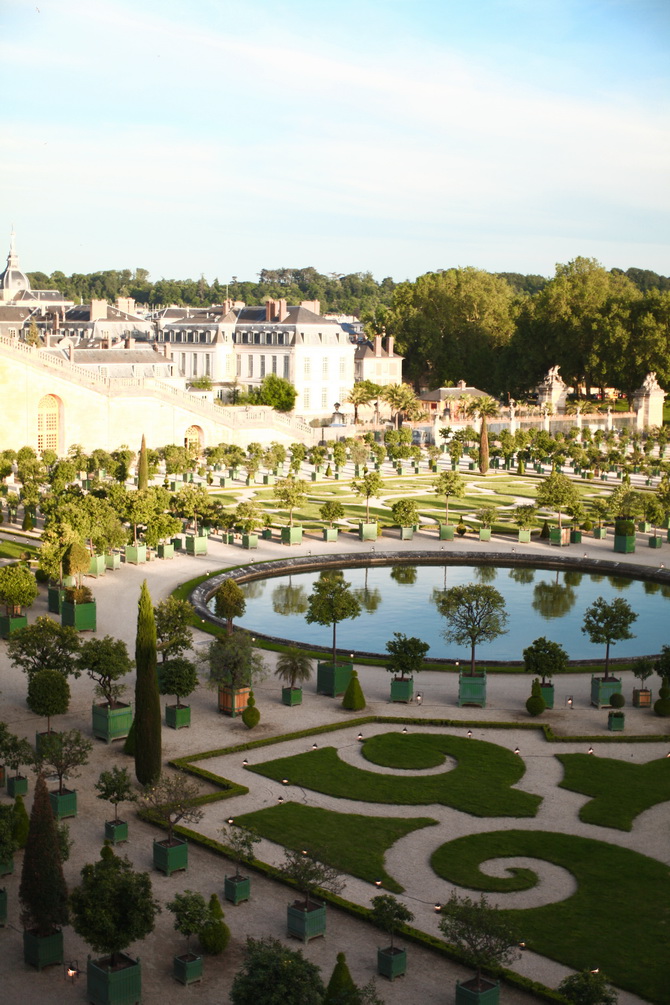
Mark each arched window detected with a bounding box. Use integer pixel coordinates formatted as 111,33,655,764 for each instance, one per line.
37,395,60,453
184,425,203,452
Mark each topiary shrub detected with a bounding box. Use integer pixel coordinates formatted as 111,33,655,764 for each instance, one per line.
456,522,468,536
325,464,332,478
609,691,625,708
342,670,365,711
540,520,550,539
582,519,593,532
653,688,670,717
242,690,260,729
525,678,546,717
65,585,94,605
199,893,230,955
324,952,357,1004
12,793,30,848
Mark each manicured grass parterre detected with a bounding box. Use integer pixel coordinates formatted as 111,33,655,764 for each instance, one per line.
0,538,39,560
248,734,541,817
556,752,670,830
430,829,670,1005
234,802,437,893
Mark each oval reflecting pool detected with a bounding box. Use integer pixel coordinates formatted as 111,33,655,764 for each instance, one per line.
216,564,669,661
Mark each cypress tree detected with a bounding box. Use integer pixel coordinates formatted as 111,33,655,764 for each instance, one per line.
19,773,69,936
134,580,161,785
12,793,30,848
137,433,149,491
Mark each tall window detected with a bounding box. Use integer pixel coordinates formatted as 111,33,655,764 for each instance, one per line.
321,389,328,409
322,358,329,379
37,395,59,453
192,354,198,377
184,425,202,451
205,353,212,376
271,355,277,374
304,358,311,378
247,355,253,378
260,355,266,378
236,355,242,376
283,355,289,378
304,389,311,409
339,357,346,377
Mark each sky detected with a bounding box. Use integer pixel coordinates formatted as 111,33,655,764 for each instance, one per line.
1,0,669,284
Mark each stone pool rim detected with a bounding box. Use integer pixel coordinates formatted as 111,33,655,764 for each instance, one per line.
190,550,670,667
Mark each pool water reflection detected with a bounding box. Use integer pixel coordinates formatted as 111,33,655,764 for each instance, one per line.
213,564,669,661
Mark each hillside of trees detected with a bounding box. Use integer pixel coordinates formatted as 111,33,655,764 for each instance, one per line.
26,260,670,400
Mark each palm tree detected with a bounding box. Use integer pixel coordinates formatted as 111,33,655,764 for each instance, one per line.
466,396,500,474
274,647,313,691
381,383,418,429
344,383,376,424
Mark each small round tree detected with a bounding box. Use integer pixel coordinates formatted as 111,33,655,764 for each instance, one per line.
558,969,618,1005
79,635,133,708
241,690,261,729
436,584,508,676
167,889,211,956
391,498,419,529
36,728,93,796
437,891,520,992
280,848,344,909
582,597,638,680
231,937,324,1005
525,678,546,716
214,579,247,635
27,668,70,734
198,893,230,955
385,632,429,681
220,822,260,880
370,893,414,951
70,844,160,968
95,766,137,824
319,500,344,529
522,636,568,684
158,657,199,709
0,564,38,617
305,571,361,665
140,773,204,845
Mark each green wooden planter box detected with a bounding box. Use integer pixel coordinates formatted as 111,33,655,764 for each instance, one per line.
591,676,622,708
224,874,251,905
608,711,625,732
23,928,64,971
173,954,203,985
105,819,129,844
49,788,77,821
219,477,233,487
633,688,652,708
638,521,652,533
157,542,174,559
165,703,191,728
185,534,207,555
316,661,353,697
0,855,13,877
0,614,27,638
287,901,326,942
399,526,414,540
648,536,663,548
47,585,66,613
359,522,377,541
7,774,28,797
242,534,258,549
61,600,97,631
455,978,500,1004
124,544,147,565
226,533,236,544
593,527,607,539
0,886,6,926
540,683,555,709
614,534,635,554
458,672,487,708
439,524,455,541
282,687,303,706
105,552,121,570
88,554,106,577
322,527,339,541
390,677,414,703
570,530,582,543
517,528,532,543
377,946,407,980
549,527,570,546
171,536,183,550
479,528,492,541
281,526,303,545
261,528,273,540
92,702,133,742
153,837,188,876
263,474,276,485
87,953,141,1005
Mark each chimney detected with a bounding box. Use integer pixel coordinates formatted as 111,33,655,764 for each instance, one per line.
277,299,288,322
265,299,275,322
457,379,466,389
90,299,107,322
116,296,135,314
68,344,75,362
125,335,135,349
300,299,320,315
107,333,113,350
386,335,394,357
374,335,382,357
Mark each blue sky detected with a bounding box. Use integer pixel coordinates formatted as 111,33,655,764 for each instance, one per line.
1,0,668,284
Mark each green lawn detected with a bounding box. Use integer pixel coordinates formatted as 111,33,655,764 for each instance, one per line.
234,802,437,892
556,753,670,830
430,829,670,1005
248,734,541,817
0,539,39,560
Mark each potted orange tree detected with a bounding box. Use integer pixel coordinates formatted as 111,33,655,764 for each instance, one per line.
141,773,204,876
370,893,414,980
0,563,38,638
436,585,508,709
95,766,137,845
384,631,428,704
221,820,260,905
167,890,210,985
80,635,133,742
281,848,343,943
